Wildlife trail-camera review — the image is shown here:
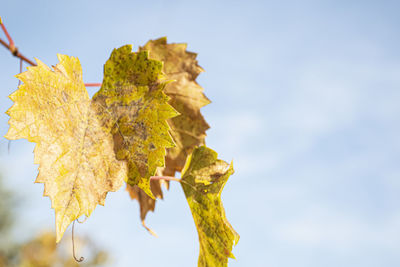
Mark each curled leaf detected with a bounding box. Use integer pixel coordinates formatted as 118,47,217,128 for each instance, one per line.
181,146,239,267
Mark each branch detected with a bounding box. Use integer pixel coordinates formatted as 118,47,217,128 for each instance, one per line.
0,18,101,87
0,19,15,48
0,37,36,66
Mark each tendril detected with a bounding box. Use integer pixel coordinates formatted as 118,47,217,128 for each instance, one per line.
72,220,84,262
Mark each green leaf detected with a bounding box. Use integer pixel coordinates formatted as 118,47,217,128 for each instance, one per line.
181,146,239,267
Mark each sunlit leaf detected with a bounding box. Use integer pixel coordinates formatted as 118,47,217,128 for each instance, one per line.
5,46,178,241
5,55,127,242
93,45,179,198
181,146,239,267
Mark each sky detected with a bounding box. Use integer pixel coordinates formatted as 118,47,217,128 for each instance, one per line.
1,0,400,266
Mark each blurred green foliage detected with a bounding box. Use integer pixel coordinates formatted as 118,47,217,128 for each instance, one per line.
0,176,109,267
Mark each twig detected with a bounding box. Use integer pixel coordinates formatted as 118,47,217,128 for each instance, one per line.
84,83,102,87
0,20,14,48
0,37,36,66
150,176,181,182
18,58,22,85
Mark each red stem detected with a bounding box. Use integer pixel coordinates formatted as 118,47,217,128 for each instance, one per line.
0,22,15,48
0,37,36,66
84,83,102,87
150,176,181,182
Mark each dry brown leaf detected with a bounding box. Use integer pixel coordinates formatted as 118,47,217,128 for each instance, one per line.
131,38,210,228
140,37,210,175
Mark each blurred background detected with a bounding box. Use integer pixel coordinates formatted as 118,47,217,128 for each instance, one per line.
1,0,400,266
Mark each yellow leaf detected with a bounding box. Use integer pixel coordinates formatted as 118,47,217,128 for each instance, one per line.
5,45,178,241
93,45,179,198
181,146,239,267
5,55,127,242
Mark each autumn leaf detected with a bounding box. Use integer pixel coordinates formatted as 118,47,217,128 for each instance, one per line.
125,169,170,235
181,146,239,267
5,55,127,242
126,167,168,236
5,44,178,241
93,45,179,198
140,37,210,175
126,173,166,237
131,37,210,225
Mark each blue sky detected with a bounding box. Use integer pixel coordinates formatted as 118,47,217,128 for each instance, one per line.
1,1,400,266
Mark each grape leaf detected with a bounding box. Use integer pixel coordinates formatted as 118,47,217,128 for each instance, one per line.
131,37,210,226
126,177,165,236
93,45,179,198
126,167,169,236
140,37,210,175
5,55,127,242
5,46,178,242
181,146,239,267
